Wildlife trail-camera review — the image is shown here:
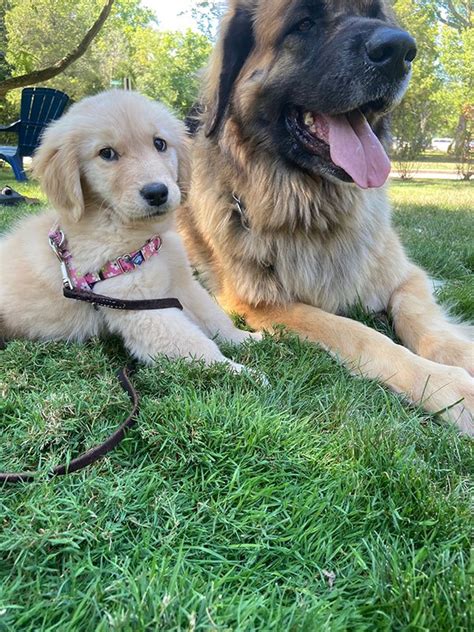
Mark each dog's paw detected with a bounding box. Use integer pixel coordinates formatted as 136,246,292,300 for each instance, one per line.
418,334,474,377
227,360,247,374
219,329,262,345
452,404,474,437
417,364,474,437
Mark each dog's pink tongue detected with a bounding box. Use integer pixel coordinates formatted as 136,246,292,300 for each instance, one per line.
321,111,391,189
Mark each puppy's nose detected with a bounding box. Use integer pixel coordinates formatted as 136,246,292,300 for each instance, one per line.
366,27,417,79
140,183,169,207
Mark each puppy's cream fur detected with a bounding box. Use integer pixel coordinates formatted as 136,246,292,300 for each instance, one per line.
0,90,258,370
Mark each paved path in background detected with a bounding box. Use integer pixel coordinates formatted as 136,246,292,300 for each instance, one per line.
390,170,465,180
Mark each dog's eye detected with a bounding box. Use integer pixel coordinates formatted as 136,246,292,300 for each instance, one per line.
367,7,383,19
99,147,118,161
367,2,384,19
154,138,167,152
296,18,315,32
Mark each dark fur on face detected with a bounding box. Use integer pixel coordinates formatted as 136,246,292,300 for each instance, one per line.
203,0,416,185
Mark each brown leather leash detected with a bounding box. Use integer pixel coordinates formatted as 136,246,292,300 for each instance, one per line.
0,366,138,484
0,288,183,484
63,287,183,312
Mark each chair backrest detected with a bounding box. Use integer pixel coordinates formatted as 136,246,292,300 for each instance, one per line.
18,87,69,157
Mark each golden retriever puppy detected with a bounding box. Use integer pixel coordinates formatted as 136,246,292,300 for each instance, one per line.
0,90,259,371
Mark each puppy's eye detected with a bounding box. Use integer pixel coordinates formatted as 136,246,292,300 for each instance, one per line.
154,138,167,152
99,147,118,161
296,18,315,32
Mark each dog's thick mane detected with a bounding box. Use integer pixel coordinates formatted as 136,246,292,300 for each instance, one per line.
193,127,369,235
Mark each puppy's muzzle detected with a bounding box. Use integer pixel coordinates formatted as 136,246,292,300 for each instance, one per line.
140,182,169,208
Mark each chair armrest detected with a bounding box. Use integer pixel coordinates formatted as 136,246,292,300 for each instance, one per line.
0,120,20,133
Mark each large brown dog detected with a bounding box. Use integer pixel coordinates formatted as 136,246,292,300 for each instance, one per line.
178,0,474,434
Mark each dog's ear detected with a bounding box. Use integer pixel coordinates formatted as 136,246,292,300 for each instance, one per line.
33,124,84,222
205,7,255,137
177,135,192,201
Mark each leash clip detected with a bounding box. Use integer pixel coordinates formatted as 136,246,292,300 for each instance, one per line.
49,231,73,290
232,193,251,232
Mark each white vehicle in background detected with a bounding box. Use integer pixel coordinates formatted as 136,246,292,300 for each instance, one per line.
431,138,453,153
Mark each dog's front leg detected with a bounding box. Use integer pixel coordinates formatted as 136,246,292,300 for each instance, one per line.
218,290,474,435
389,265,473,375
101,308,246,372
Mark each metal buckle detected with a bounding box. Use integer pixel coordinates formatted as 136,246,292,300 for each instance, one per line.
232,193,250,232
117,254,132,274
48,230,64,259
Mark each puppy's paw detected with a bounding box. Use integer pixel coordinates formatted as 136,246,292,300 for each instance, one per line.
218,329,262,345
227,361,270,387
242,367,270,387
227,360,247,374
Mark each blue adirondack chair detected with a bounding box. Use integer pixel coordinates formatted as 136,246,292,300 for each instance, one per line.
0,87,69,181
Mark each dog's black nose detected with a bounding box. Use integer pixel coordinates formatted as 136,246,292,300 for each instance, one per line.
140,183,168,207
366,28,417,79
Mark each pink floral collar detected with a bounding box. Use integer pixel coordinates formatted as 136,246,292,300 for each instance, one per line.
48,226,162,291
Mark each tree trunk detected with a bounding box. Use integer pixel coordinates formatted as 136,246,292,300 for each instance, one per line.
452,113,467,154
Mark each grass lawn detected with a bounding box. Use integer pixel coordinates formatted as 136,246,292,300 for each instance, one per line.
1,169,473,631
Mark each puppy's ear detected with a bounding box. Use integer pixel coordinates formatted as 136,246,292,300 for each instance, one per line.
205,7,255,137
33,124,84,222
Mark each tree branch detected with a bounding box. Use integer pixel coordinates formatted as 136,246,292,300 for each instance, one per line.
435,0,471,30
0,0,115,98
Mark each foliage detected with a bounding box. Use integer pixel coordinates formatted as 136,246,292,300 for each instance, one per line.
0,0,211,121
453,104,474,180
0,0,12,83
0,0,115,98
426,0,473,30
131,28,211,118
391,0,442,165
187,0,225,41
390,0,473,173
3,0,153,104
437,20,473,178
0,1,16,139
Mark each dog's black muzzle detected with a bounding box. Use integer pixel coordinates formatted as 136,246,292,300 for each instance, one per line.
365,26,417,81
287,18,417,117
